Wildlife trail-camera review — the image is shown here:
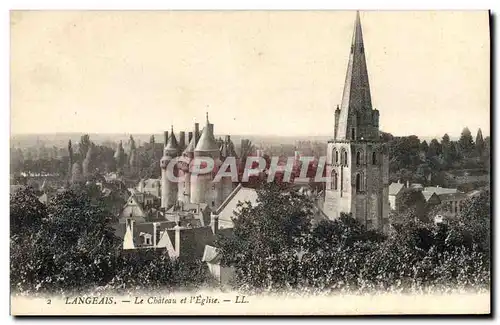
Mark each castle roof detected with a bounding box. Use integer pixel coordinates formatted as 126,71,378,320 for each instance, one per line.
183,132,197,155
336,11,374,141
164,126,178,155
195,114,220,152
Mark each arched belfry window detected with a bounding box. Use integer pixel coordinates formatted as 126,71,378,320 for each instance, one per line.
341,150,348,166
356,174,361,193
356,150,363,166
335,149,339,164
351,128,356,140
372,151,377,165
331,171,338,190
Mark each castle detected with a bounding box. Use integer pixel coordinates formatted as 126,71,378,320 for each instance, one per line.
159,113,239,212
323,12,390,230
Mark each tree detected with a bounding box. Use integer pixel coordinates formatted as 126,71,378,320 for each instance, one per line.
79,134,91,159
10,187,46,237
36,189,121,293
475,129,485,158
458,127,475,158
458,188,490,253
71,162,83,185
82,143,94,179
217,182,313,291
427,138,441,158
419,140,429,154
114,141,126,171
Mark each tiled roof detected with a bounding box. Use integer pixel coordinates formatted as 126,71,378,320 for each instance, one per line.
214,184,258,225
10,185,26,194
388,182,405,196
422,191,439,202
424,186,459,196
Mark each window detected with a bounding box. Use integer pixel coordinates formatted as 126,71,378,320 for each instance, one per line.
335,149,339,164
356,174,361,193
356,151,363,166
143,234,152,246
332,171,338,190
372,151,377,165
342,150,348,166
351,128,356,140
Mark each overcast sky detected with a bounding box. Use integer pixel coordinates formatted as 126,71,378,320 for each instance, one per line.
10,11,490,138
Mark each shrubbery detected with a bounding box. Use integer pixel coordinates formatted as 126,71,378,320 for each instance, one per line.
10,186,210,296
217,183,490,295
11,183,490,296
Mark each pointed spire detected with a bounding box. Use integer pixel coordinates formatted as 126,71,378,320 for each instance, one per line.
164,126,178,155
195,115,219,153
335,11,375,141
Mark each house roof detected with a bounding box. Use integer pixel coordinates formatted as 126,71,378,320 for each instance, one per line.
467,190,482,198
389,182,405,196
175,226,217,260
144,178,160,188
10,185,26,194
424,186,459,196
422,191,440,203
214,184,258,224
410,183,423,190
437,192,467,201
202,245,221,264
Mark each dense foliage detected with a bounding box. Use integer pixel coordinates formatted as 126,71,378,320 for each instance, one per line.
217,183,490,294
10,186,210,296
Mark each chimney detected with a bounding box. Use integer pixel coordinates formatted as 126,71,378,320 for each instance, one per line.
188,131,193,144
179,131,186,149
195,123,200,145
211,214,219,235
164,131,169,146
130,219,135,234
174,220,182,258
153,222,158,248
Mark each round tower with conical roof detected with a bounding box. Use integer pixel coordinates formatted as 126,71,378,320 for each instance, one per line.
160,126,179,210
191,113,223,208
178,123,198,204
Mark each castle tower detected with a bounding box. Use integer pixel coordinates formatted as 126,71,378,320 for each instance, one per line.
178,124,199,204
324,11,390,231
160,126,179,210
191,113,222,208
220,135,238,203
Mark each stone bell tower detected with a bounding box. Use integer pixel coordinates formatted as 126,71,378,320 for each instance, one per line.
323,11,390,231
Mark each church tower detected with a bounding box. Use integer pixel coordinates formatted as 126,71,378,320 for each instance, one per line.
324,12,390,231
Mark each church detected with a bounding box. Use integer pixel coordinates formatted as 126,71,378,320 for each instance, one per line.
322,12,390,231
